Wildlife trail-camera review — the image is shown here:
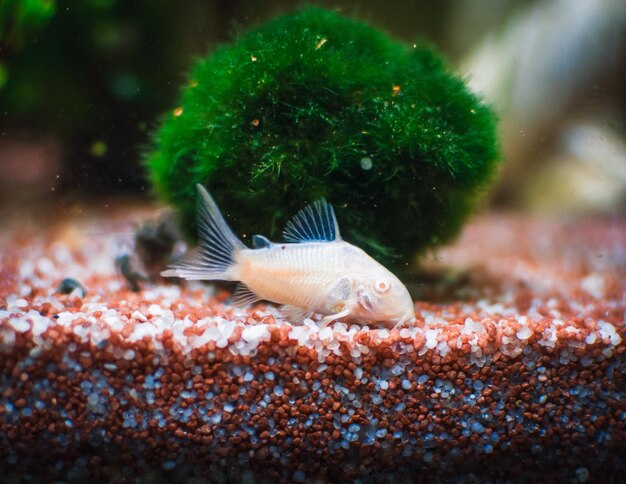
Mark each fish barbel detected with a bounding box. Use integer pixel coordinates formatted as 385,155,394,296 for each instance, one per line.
162,185,415,327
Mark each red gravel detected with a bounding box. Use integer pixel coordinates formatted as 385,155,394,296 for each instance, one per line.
0,207,625,482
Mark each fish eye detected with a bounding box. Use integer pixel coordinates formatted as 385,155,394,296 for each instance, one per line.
375,280,390,294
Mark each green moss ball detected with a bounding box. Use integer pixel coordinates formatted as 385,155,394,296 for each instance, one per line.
146,7,499,271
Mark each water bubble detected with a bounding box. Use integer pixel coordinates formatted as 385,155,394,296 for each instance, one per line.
360,157,373,170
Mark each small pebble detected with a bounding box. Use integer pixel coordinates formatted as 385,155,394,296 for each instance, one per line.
55,278,87,297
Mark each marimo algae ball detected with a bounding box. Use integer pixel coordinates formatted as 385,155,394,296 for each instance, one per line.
146,7,499,272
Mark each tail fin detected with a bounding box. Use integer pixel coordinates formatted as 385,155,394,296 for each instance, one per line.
161,184,245,281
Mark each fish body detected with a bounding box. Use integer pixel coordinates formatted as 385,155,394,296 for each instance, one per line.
162,185,415,327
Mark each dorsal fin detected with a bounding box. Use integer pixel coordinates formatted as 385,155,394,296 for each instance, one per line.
252,234,272,249
283,198,341,243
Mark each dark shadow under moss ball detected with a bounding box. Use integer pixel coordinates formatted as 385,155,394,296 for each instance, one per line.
146,7,499,272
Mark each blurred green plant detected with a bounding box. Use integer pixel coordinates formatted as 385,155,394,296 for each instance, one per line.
0,0,201,193
0,0,56,89
0,0,56,51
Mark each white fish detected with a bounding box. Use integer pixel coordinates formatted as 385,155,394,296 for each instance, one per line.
162,185,415,327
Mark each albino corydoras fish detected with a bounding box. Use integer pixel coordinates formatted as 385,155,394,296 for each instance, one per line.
162,185,415,327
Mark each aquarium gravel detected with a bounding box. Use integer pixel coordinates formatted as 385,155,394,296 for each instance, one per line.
1,207,625,482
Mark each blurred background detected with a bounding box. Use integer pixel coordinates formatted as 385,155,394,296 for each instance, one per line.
1,0,625,217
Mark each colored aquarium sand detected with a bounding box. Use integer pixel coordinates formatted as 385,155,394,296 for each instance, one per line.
1,207,624,482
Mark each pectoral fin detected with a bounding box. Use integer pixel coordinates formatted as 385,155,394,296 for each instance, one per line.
320,308,352,328
318,277,354,327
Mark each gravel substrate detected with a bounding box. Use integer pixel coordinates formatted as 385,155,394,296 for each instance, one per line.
1,207,625,483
